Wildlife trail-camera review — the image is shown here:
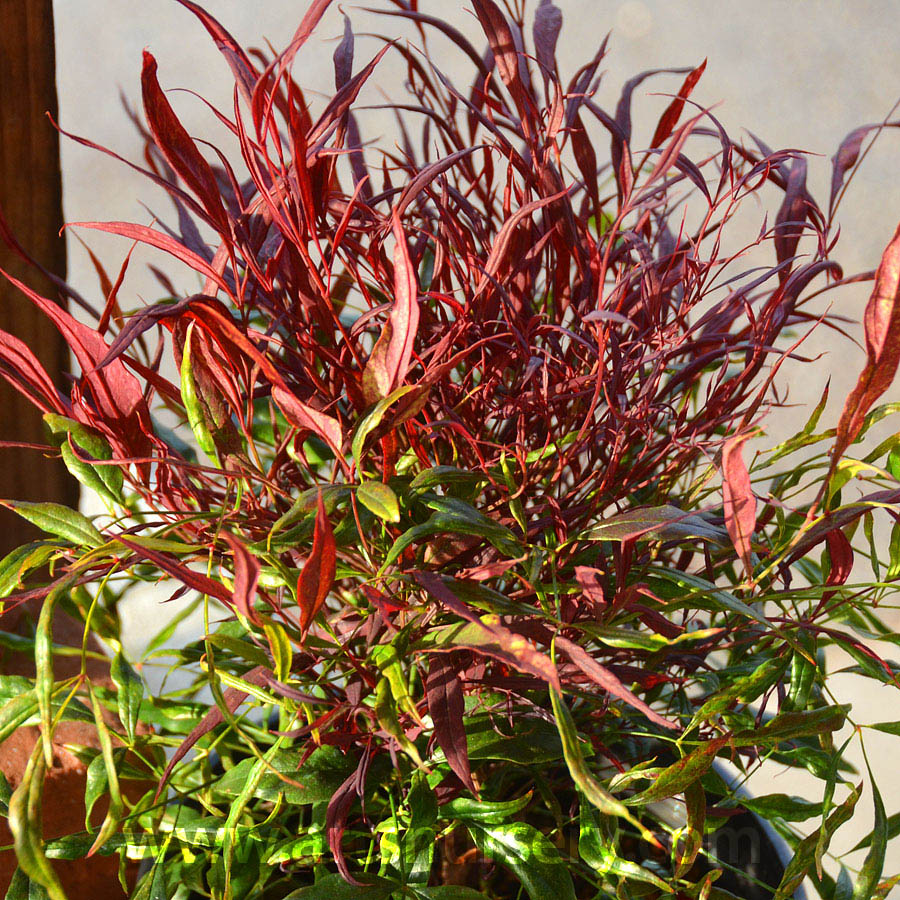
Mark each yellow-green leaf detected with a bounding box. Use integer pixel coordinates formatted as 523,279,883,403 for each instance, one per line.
356,481,401,523
2,501,103,548
8,743,68,900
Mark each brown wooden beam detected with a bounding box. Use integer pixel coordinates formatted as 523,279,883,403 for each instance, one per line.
0,0,78,555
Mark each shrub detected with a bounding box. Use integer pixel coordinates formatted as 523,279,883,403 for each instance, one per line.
1,1,900,898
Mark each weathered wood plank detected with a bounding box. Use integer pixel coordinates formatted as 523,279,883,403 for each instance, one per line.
0,0,78,556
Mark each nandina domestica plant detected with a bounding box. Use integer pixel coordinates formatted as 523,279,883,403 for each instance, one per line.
1,1,900,898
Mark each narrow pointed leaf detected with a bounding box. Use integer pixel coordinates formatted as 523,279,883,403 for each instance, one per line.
297,492,337,634
426,654,476,793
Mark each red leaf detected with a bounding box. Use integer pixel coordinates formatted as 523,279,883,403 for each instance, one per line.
0,329,69,415
650,59,706,148
116,535,232,606
70,221,233,295
297,491,337,635
173,0,259,103
154,665,271,799
574,566,607,605
362,211,420,402
272,385,343,454
142,51,230,234
721,433,757,577
830,121,900,214
825,528,854,587
555,636,679,731
426,653,477,793
414,572,560,691
0,267,152,459
833,223,900,462
222,533,261,624
471,0,534,137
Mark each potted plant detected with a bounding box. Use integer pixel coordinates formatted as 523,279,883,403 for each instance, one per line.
1,2,899,898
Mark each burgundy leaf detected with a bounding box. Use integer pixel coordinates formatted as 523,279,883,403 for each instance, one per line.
272,384,343,453
141,52,230,234
532,0,562,80
773,157,808,272
414,572,560,691
154,665,271,799
326,745,370,885
650,59,706,148
362,211,420,403
222,532,261,625
830,120,900,213
426,653,477,793
117,535,232,606
333,13,354,90
297,491,337,635
555,635,679,731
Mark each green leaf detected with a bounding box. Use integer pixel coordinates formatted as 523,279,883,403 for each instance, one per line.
409,889,491,900
442,793,532,824
283,873,397,900
86,684,124,855
180,322,218,462
467,822,576,900
584,504,728,544
853,769,887,900
8,745,67,900
625,737,728,805
372,642,422,725
110,651,143,745
0,544,57,600
410,466,486,491
774,785,859,900
690,656,789,727
2,501,103,548
381,499,518,572
352,385,421,472
734,705,849,746
0,693,41,746
741,793,824,822
431,714,565,764
3,868,50,900
34,589,58,767
549,690,629,819
45,414,124,506
578,797,671,891
263,622,292,682
647,569,769,627
83,753,108,828
214,745,355,805
356,481,401,523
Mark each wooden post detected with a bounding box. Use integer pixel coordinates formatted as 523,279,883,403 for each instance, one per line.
0,0,78,554
0,3,138,897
